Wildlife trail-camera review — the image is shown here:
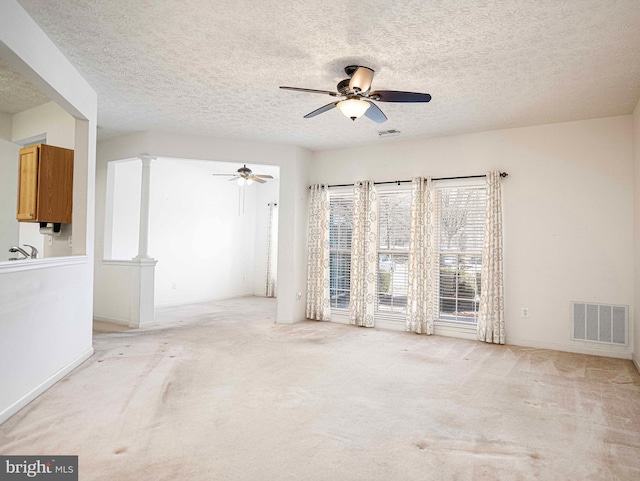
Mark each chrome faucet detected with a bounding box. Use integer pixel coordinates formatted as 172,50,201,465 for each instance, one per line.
9,246,29,260
24,244,38,259
8,245,38,260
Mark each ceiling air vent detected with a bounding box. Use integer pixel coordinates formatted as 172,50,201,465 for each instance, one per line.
377,129,401,138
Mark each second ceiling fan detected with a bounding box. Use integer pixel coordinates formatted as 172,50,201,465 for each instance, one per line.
212,164,273,186
280,65,431,123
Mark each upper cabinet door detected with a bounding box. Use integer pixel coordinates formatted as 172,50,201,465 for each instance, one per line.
16,144,74,224
38,144,74,223
16,145,39,221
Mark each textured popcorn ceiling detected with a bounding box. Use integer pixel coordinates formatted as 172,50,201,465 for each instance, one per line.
0,58,50,114
11,0,640,151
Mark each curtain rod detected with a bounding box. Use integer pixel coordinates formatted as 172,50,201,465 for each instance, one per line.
309,172,508,189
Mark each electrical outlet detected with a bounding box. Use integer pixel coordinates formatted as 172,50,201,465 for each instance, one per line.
171,282,176,289
68,235,72,247
296,292,302,300
521,307,529,318
47,236,53,246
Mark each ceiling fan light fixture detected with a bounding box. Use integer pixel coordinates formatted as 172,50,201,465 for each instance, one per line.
236,177,245,186
337,98,370,121
246,178,254,185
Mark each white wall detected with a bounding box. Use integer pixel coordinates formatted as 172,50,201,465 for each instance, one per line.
109,159,141,259
0,0,97,423
312,116,634,359
150,159,261,306
12,100,75,147
0,113,19,258
95,132,310,324
633,99,640,371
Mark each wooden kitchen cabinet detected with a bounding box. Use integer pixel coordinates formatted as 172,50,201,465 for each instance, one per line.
16,144,74,224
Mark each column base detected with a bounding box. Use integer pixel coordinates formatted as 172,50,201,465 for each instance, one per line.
129,257,158,328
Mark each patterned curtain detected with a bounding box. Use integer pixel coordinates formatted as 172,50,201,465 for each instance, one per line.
406,177,438,334
306,185,331,321
477,171,505,343
265,203,278,298
349,181,378,327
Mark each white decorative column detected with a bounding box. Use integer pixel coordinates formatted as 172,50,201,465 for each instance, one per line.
130,155,157,328
135,155,154,260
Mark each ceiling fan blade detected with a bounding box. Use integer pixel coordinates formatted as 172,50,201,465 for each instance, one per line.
212,173,233,176
364,101,387,123
304,101,339,118
280,86,339,97
228,177,238,181
252,177,267,184
349,66,374,93
253,174,274,179
369,90,432,103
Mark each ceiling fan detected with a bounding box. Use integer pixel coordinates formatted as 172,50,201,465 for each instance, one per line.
280,65,431,123
212,164,273,186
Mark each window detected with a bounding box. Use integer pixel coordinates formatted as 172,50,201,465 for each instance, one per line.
436,183,486,324
376,190,411,315
329,194,353,309
327,181,488,324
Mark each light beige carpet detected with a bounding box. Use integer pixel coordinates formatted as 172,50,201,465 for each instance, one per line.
1,297,639,480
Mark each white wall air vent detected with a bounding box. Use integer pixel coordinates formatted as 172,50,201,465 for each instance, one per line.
572,302,628,346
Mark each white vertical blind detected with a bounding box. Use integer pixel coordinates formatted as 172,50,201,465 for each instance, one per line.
329,194,353,309
436,185,486,323
376,190,411,314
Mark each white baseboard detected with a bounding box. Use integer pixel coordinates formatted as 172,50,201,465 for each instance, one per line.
0,347,94,425
434,323,477,340
131,319,156,329
155,293,257,309
633,352,640,374
93,315,129,326
276,318,305,325
508,337,632,360
94,316,156,329
326,314,478,341
375,318,404,331
328,313,350,325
